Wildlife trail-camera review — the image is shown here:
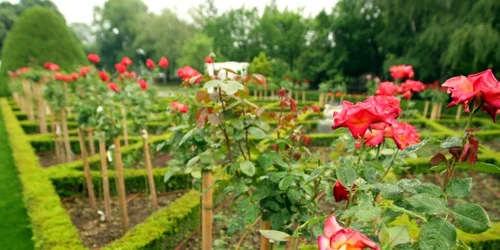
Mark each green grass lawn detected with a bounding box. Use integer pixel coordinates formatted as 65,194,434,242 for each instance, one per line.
0,107,34,250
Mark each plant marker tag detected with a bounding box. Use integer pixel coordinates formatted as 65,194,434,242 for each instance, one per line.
97,210,105,221
107,144,115,162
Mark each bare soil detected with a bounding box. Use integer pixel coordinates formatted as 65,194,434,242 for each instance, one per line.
62,190,186,249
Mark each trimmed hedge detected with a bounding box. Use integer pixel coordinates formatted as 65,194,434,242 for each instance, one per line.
0,98,86,249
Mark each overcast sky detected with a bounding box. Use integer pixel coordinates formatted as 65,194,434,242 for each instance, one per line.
6,0,337,24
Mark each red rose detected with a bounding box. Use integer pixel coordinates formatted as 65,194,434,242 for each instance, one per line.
44,62,60,71
98,71,109,82
158,57,169,68
318,215,379,250
333,180,350,202
115,63,127,73
391,121,420,150
146,59,155,70
125,71,136,78
178,103,188,113
71,72,79,80
375,81,398,96
79,66,91,77
398,79,425,99
390,65,414,80
138,79,147,90
54,73,71,82
205,56,213,64
177,66,201,82
443,69,500,121
121,56,133,66
87,53,100,63
108,82,120,92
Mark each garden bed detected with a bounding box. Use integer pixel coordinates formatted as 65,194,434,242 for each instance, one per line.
64,190,187,249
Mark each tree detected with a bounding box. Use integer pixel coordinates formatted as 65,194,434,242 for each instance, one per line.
249,51,272,77
0,6,86,96
204,7,260,62
257,6,307,71
178,33,213,72
0,0,60,54
93,0,148,69
133,9,196,80
190,0,218,29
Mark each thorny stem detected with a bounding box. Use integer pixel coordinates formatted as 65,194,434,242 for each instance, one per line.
276,94,285,141
382,149,399,180
357,135,365,165
242,104,251,159
217,87,233,162
443,102,483,190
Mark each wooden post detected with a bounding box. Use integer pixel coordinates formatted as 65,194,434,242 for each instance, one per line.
423,101,430,118
141,129,158,209
99,133,112,219
52,114,63,163
437,103,443,120
35,83,48,133
61,109,72,161
319,92,324,106
254,89,258,98
455,104,463,122
430,104,437,120
78,128,97,210
87,129,96,156
340,94,344,103
202,170,214,250
302,91,306,103
271,90,275,99
259,89,263,100
114,137,129,232
294,91,299,101
121,105,129,147
23,80,35,120
260,220,271,250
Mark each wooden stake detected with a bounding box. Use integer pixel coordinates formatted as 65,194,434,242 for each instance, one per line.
35,83,48,133
60,109,72,161
423,101,430,118
120,105,129,147
430,104,437,120
254,89,258,98
99,133,112,219
141,129,158,209
340,94,344,103
114,137,129,232
294,91,299,101
260,220,271,250
455,105,463,122
87,129,96,156
52,113,62,163
201,170,214,250
271,90,275,99
437,103,443,120
302,91,306,103
319,92,324,106
23,80,35,120
78,128,97,210
259,89,263,100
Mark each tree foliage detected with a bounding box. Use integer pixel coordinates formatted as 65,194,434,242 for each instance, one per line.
249,52,272,77
178,33,213,72
0,6,85,96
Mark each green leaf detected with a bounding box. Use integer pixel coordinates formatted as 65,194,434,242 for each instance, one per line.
245,203,260,223
259,230,290,242
279,175,294,190
204,79,222,89
179,128,195,146
232,119,244,130
379,226,411,248
451,203,491,234
378,183,404,200
399,137,432,157
405,193,447,215
240,160,256,177
446,178,472,198
419,217,456,250
248,126,267,139
415,183,443,197
222,80,245,95
259,152,275,170
191,170,201,179
336,166,357,186
252,184,271,201
363,165,377,183
440,136,463,149
269,171,287,183
200,153,213,165
287,189,301,204
431,161,500,174
303,167,326,186
186,155,199,168
398,179,422,194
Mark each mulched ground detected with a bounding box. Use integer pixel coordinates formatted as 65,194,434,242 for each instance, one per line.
62,190,186,249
